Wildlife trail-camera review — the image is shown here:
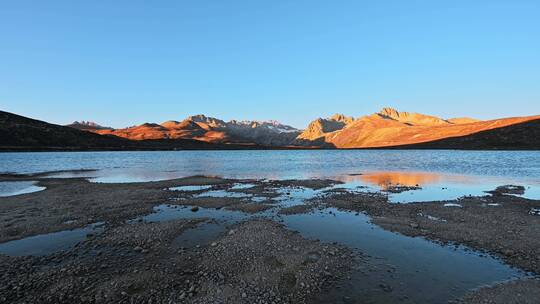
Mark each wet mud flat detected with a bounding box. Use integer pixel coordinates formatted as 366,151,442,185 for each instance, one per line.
307,185,540,303
0,218,353,303
0,173,539,303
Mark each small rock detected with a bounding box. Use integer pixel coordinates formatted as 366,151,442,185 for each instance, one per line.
379,283,393,292
304,251,321,263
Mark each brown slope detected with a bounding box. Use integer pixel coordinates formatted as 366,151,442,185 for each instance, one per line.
0,111,274,151
87,115,300,146
0,111,227,151
390,118,540,150
95,123,169,140
293,108,485,146
297,113,410,147
94,121,230,143
447,117,480,124
161,120,209,140
0,111,132,149
329,114,540,148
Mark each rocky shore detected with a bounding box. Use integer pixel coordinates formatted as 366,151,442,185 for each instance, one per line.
0,173,539,303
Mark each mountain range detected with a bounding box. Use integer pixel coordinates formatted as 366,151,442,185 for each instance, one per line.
0,111,262,151
1,108,539,151
72,115,300,146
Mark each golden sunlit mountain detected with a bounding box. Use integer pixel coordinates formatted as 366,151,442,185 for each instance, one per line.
79,115,301,146
0,111,262,151
326,109,540,148
293,108,540,149
2,108,540,151
295,114,355,143
66,108,540,149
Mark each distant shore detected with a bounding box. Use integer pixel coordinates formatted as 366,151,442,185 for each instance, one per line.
2,146,540,152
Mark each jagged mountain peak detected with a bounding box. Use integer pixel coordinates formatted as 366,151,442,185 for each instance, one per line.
377,107,450,126
67,121,112,131
72,120,100,127
329,113,355,124
64,108,535,149
378,107,400,118
186,114,224,123
296,114,355,141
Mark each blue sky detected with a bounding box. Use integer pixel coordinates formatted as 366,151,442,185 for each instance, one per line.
1,0,539,128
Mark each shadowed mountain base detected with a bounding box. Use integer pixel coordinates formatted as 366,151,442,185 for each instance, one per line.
387,119,540,150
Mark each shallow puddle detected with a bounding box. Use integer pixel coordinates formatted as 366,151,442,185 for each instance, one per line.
0,181,45,197
136,196,527,304
168,185,213,191
0,222,104,256
142,204,248,223
141,205,250,249
42,169,100,179
336,171,540,203
1,151,538,301
0,179,529,303
194,190,252,198
67,164,540,203
274,186,322,207
229,183,257,190
285,209,526,304
173,222,226,248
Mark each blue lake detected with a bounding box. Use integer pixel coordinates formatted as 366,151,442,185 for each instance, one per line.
0,150,538,303
1,150,539,200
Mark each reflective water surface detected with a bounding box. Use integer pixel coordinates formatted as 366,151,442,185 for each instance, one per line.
0,222,104,256
1,150,539,201
138,201,527,304
0,150,538,180
0,150,538,303
0,181,45,197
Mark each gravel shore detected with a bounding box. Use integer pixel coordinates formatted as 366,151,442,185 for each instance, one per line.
1,174,539,303
0,218,354,303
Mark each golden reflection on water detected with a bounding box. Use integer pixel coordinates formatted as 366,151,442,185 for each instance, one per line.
339,171,474,189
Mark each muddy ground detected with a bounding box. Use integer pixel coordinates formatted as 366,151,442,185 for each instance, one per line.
0,218,354,303
0,173,539,303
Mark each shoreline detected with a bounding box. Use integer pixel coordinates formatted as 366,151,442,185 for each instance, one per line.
1,174,539,303
2,146,540,152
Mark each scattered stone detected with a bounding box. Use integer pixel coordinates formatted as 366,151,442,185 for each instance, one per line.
529,208,540,216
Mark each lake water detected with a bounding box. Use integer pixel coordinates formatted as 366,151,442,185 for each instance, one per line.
0,181,45,197
1,150,540,200
0,150,537,303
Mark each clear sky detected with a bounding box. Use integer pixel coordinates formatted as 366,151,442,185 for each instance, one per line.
1,0,539,129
